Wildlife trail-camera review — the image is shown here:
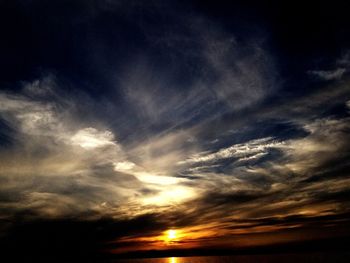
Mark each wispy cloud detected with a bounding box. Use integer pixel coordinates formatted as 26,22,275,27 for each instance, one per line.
308,68,346,80
179,137,282,165
308,51,350,81
201,33,277,110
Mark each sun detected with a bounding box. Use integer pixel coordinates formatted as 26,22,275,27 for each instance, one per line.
168,229,177,240
163,229,182,244
164,229,179,243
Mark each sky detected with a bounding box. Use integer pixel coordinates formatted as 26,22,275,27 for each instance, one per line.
1,0,350,259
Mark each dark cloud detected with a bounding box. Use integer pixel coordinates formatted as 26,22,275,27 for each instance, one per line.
0,212,170,260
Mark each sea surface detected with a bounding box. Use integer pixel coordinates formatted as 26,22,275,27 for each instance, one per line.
114,253,350,263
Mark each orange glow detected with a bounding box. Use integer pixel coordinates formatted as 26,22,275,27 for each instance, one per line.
168,229,177,240
110,224,219,253
112,221,300,254
164,229,182,244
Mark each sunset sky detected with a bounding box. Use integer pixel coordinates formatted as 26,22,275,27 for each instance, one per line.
1,0,350,259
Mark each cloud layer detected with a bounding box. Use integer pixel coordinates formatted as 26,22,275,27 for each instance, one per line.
1,0,350,255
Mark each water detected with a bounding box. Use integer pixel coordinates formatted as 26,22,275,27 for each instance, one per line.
114,253,350,263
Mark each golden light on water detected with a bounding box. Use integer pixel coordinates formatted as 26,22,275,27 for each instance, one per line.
169,257,178,263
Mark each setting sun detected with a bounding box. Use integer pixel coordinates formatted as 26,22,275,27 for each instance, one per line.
168,229,177,240
163,229,183,244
